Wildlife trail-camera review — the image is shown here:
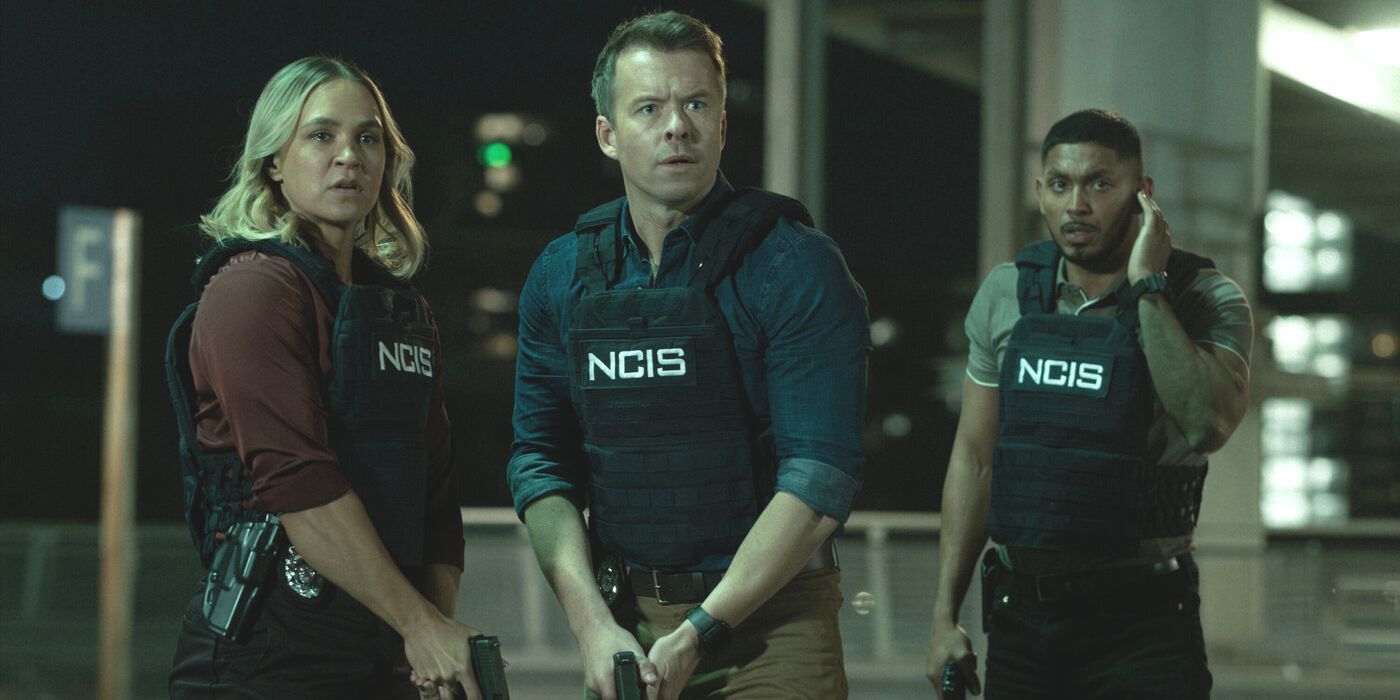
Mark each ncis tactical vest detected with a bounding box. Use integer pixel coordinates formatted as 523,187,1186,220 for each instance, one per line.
166,240,437,567
987,240,1213,556
567,188,812,569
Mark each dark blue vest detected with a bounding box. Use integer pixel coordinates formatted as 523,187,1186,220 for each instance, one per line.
567,189,811,569
987,241,1212,556
166,240,436,567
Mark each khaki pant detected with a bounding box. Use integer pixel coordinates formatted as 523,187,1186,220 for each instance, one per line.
591,567,848,699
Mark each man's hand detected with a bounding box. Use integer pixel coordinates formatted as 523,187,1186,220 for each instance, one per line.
1128,190,1172,285
410,670,470,700
402,614,485,700
579,621,658,700
926,621,981,698
645,620,701,700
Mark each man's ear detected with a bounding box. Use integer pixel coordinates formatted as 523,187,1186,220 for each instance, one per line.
1140,176,1155,198
596,115,619,161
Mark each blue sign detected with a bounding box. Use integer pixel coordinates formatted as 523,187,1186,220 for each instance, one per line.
56,206,116,334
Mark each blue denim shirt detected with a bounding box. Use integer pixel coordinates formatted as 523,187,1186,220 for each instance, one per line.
507,176,871,565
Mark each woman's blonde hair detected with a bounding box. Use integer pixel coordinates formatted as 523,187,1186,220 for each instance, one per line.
200,56,426,279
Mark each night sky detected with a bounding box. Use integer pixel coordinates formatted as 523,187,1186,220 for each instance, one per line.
0,1,981,520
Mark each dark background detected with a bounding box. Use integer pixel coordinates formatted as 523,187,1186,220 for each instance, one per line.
0,1,981,521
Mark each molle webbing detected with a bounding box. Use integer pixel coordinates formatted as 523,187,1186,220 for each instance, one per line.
168,240,433,567
168,239,341,565
325,282,436,566
989,241,1215,556
1013,240,1218,317
567,187,809,568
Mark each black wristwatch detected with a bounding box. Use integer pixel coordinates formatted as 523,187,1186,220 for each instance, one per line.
685,605,732,654
1128,271,1170,305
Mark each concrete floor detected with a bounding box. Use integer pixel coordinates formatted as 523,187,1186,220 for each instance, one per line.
2,520,1397,699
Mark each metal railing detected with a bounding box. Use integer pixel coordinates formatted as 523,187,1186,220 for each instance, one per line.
3,511,1399,698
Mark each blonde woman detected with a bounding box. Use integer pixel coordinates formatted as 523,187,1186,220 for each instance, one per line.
167,57,482,699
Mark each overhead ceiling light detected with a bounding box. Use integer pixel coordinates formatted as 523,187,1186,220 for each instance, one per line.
1353,28,1400,66
1260,2,1400,124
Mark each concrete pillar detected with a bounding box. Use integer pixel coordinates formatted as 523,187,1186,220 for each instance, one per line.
1024,0,1265,290
978,0,1030,280
1006,0,1268,655
763,0,826,225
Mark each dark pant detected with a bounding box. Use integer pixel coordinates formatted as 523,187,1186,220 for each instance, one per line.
169,575,419,700
984,556,1212,700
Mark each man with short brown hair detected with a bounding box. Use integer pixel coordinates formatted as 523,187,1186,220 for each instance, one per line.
508,11,870,700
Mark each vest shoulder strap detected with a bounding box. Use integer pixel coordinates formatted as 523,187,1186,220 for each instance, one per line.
1165,246,1216,299
571,189,815,294
1114,246,1220,319
1014,241,1218,317
190,239,343,307
1014,240,1060,315
165,301,204,462
573,197,628,295
688,187,814,291
173,237,360,458
575,196,628,232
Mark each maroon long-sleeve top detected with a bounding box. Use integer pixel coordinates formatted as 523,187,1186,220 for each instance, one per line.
188,251,464,570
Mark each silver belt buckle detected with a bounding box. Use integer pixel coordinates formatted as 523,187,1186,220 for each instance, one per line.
651,570,672,606
282,546,325,599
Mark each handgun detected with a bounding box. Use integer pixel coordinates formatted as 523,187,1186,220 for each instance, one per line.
614,651,644,700
470,634,510,699
203,514,281,641
941,660,966,700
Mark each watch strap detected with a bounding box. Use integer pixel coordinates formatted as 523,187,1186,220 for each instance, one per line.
685,605,732,654
1128,271,1170,305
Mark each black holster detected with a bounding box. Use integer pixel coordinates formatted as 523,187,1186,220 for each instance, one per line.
203,514,283,641
979,547,1004,629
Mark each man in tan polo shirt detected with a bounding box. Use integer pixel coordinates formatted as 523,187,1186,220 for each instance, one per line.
926,109,1253,699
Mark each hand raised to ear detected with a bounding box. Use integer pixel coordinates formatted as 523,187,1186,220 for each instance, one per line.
1128,190,1171,285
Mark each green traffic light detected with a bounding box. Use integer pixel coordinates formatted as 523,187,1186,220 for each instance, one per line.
478,142,513,168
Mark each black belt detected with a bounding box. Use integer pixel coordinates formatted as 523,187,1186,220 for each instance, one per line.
628,541,838,605
1009,555,1185,603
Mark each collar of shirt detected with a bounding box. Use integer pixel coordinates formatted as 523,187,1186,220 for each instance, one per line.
1054,255,1129,314
617,173,735,284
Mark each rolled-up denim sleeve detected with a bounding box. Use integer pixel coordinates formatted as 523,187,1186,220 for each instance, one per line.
759,223,871,522
506,240,586,518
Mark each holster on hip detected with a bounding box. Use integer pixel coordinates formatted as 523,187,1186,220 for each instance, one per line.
979,547,1004,629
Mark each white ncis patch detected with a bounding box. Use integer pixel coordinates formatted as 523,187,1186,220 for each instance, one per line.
1014,354,1112,397
377,340,433,377
578,338,696,388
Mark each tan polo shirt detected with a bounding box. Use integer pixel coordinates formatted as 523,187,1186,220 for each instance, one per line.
965,256,1253,573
